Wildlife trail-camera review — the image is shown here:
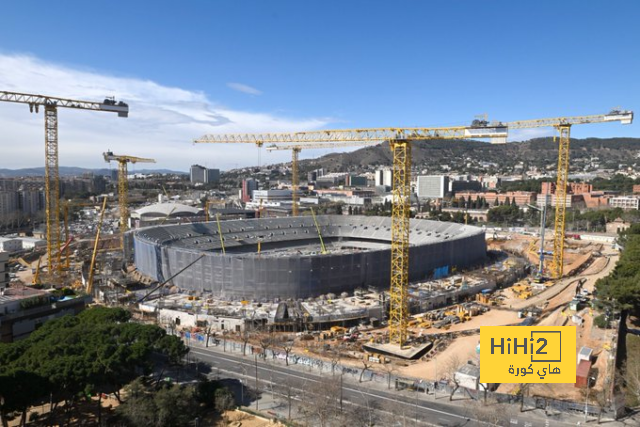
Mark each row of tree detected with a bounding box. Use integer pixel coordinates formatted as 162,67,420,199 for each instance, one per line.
0,307,189,427
596,224,640,312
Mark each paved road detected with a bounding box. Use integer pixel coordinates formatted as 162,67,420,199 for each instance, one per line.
189,345,581,427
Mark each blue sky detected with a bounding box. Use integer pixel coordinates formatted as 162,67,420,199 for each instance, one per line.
0,1,639,170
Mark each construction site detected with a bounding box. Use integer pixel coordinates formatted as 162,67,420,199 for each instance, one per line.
0,89,634,418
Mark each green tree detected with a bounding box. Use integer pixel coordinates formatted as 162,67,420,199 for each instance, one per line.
0,307,188,423
596,228,640,312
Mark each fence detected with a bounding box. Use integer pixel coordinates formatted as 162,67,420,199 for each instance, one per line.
177,330,616,421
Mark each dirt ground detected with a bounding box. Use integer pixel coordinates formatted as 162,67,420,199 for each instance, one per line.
396,334,480,380
388,247,619,403
496,251,619,401
418,308,522,335
218,410,287,427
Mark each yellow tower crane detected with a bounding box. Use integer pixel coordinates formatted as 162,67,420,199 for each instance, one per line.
103,151,156,233
265,142,375,216
0,91,128,274
503,109,633,279
194,124,508,346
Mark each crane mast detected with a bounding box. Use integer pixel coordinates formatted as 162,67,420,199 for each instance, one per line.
196,124,507,346
103,151,155,233
194,110,632,345
504,110,633,278
267,142,376,216
0,91,128,274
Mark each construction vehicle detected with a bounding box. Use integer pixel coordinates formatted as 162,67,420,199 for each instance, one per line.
193,110,632,346
215,213,226,254
196,123,507,346
511,283,533,300
0,91,128,274
310,207,328,254
32,257,42,285
103,151,155,233
62,201,100,269
331,326,347,334
87,197,108,295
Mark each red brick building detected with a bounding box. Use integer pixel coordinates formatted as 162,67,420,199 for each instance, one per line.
541,182,593,195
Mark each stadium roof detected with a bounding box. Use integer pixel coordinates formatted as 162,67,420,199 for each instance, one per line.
133,203,202,219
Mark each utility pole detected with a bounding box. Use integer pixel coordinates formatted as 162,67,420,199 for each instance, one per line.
254,353,259,411
340,372,344,411
434,356,438,399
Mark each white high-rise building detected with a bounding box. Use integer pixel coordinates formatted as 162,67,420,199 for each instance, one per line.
416,175,449,199
374,169,393,187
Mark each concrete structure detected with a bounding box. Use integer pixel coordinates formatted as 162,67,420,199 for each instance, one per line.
633,184,640,194
536,194,583,208
374,169,393,187
609,196,640,210
0,287,90,342
606,218,631,234
131,216,487,300
241,178,257,202
252,189,293,202
17,237,46,250
345,175,367,187
454,364,488,391
416,175,449,199
0,238,22,253
0,252,8,292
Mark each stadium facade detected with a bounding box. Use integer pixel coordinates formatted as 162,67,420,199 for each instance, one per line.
130,216,486,300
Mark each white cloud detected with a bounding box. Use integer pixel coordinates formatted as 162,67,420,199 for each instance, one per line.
0,54,330,171
507,127,555,142
227,82,262,96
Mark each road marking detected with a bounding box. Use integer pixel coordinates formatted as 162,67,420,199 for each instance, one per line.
191,347,579,426
190,348,467,421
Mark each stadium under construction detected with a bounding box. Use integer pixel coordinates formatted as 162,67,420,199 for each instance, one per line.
129,216,487,300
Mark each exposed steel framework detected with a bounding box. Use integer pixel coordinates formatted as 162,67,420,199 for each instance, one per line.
195,124,506,347
0,90,128,274
193,110,632,344
266,142,376,217
103,152,155,233
389,141,411,345
504,110,633,278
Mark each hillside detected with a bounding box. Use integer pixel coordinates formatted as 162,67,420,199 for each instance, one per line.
0,166,187,178
298,137,640,174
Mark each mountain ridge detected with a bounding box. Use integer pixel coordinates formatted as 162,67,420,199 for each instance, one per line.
296,137,640,174
0,166,187,178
